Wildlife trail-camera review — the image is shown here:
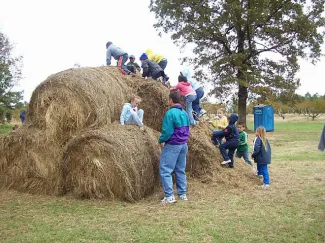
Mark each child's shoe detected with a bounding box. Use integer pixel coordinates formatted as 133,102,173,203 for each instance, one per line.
199,109,207,117
262,184,270,189
221,160,231,165
157,77,163,83
129,72,136,77
179,194,188,201
161,195,176,204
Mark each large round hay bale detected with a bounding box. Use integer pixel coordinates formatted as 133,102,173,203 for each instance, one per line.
60,124,161,201
27,66,133,142
0,128,62,195
131,80,170,131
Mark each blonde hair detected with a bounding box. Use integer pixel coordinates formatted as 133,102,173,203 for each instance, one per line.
217,108,226,114
256,126,268,151
130,94,141,102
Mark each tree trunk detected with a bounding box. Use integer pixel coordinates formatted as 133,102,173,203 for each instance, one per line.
238,84,248,127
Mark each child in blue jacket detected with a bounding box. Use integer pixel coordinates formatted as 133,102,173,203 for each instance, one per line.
212,114,240,168
106,41,135,76
252,126,272,188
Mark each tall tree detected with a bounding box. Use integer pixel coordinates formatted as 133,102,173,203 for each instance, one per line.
149,0,325,125
0,30,23,123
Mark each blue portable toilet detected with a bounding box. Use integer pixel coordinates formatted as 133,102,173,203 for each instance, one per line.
253,104,274,132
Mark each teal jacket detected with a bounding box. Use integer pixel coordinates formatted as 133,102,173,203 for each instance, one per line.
158,104,190,144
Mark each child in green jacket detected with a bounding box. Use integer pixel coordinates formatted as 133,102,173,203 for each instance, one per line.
236,122,253,167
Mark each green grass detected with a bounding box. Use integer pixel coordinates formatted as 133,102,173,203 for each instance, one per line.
1,117,325,242
0,124,13,135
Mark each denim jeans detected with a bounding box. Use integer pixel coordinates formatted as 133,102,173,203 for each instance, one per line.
192,87,204,120
211,131,223,145
219,140,239,168
125,109,144,126
160,143,188,197
158,58,168,70
236,150,253,166
185,94,197,125
117,54,131,75
257,164,270,185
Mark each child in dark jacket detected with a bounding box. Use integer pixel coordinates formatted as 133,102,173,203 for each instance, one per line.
139,53,165,82
212,114,240,168
252,126,272,188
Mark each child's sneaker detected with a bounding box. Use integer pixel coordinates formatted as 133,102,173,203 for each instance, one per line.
161,195,176,204
179,194,188,201
221,160,231,165
157,77,163,83
262,184,270,189
199,109,207,117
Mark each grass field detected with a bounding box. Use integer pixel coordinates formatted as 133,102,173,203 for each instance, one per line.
0,114,324,242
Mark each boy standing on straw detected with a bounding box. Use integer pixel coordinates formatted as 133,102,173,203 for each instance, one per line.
106,41,135,76
236,122,254,168
120,95,144,129
158,91,190,204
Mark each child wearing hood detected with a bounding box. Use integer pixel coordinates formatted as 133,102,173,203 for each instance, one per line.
212,114,240,168
170,74,197,126
145,48,168,70
181,68,205,120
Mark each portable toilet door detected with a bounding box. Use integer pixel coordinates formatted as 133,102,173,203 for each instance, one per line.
253,105,274,132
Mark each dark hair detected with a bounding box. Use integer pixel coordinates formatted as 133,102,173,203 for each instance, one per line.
106,41,113,48
169,91,181,103
178,72,188,82
237,121,245,127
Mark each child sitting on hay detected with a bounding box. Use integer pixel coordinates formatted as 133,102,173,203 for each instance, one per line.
120,95,144,129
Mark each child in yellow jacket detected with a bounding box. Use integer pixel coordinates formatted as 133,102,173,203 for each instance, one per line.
210,108,228,131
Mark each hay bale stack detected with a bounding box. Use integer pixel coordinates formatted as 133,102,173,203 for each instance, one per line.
60,124,161,201
28,66,133,142
0,128,62,194
131,80,170,131
186,123,221,178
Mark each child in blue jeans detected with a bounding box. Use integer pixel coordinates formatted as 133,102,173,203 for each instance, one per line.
212,114,240,168
236,122,253,168
252,126,272,188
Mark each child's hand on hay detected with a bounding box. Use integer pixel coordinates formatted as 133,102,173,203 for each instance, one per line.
222,138,226,143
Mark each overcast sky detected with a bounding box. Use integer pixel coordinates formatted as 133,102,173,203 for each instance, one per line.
0,0,324,102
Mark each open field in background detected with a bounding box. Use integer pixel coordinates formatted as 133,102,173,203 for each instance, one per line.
0,114,324,242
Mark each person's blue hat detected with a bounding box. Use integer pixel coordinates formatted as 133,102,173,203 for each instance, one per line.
139,53,148,60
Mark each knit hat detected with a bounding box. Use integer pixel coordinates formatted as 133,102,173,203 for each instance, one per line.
130,55,135,59
139,53,148,60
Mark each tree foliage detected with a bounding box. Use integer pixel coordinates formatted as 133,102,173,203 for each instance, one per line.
0,30,23,123
149,0,325,125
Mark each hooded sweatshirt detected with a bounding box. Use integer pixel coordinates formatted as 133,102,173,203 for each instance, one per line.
212,114,240,142
172,82,196,97
182,68,202,91
145,49,165,63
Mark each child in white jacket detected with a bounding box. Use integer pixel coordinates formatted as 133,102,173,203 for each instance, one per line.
120,95,144,127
